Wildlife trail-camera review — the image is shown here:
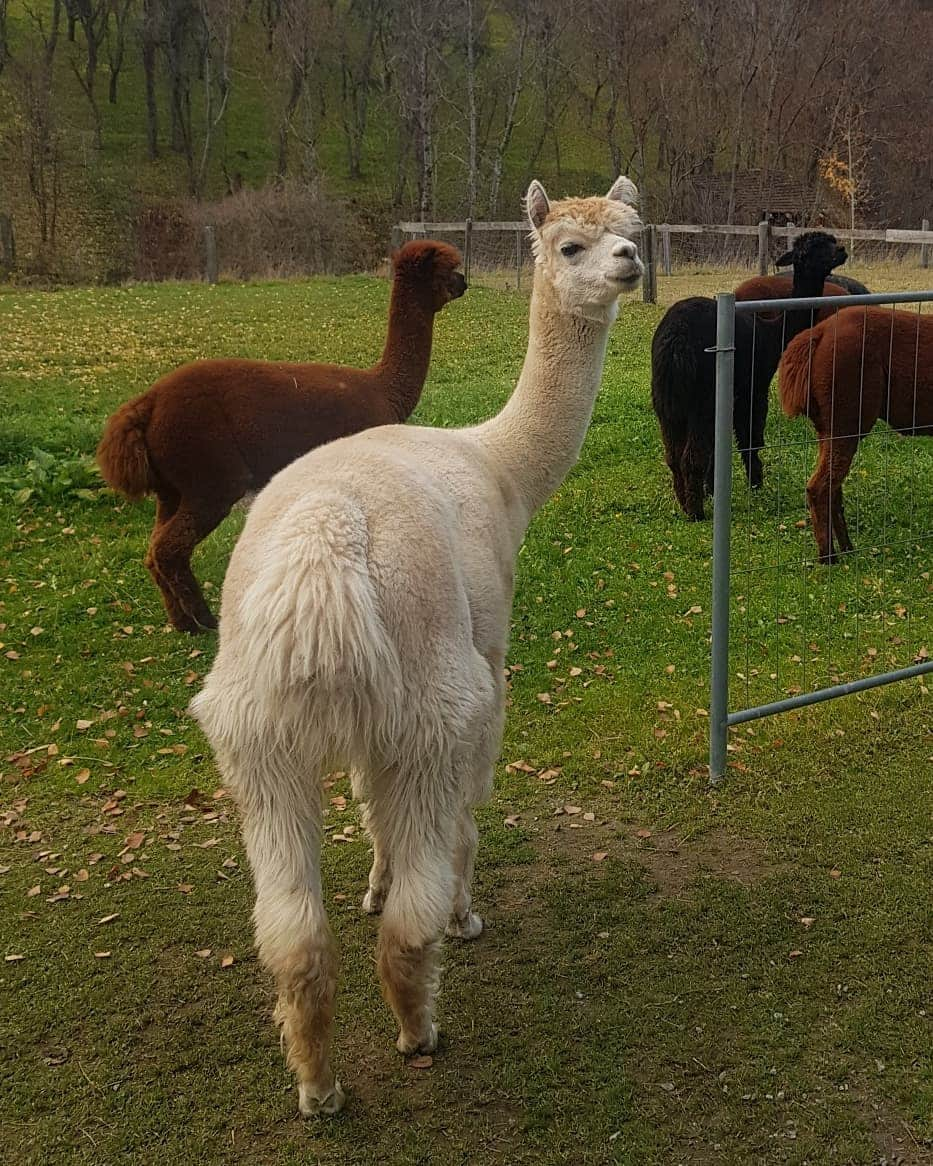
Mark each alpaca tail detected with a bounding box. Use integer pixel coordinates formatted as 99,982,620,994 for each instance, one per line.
778,329,820,419
97,396,158,499
651,312,701,433
190,493,403,767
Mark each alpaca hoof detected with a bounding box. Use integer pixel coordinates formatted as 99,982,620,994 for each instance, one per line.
298,1079,346,1117
362,886,385,915
397,1023,438,1056
446,911,483,940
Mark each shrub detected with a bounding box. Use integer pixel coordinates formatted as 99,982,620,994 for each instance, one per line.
134,181,382,281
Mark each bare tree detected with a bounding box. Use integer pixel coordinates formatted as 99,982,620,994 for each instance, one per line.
66,0,110,149
106,0,135,103
487,0,529,215
337,0,386,180
139,0,161,158
388,0,449,216
8,0,65,252
272,0,326,181
0,0,10,75
196,0,236,192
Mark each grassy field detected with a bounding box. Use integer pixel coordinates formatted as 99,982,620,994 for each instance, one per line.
0,274,930,1165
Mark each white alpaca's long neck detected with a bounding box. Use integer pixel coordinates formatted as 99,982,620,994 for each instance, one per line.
475,266,615,519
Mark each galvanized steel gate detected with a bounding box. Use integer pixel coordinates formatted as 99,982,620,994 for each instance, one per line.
709,289,933,781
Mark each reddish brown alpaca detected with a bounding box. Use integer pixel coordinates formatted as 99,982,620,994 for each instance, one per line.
98,241,466,632
735,275,856,323
780,306,933,563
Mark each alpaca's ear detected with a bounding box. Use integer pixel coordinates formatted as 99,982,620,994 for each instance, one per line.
606,176,638,207
774,250,794,267
526,180,550,231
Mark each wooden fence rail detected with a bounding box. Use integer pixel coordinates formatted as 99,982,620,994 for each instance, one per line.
397,218,933,304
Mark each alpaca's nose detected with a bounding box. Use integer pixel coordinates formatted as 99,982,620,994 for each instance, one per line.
613,239,637,261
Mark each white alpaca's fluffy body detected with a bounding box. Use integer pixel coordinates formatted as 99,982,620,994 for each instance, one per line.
191,177,643,1116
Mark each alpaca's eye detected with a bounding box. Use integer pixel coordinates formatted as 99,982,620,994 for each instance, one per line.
560,242,583,257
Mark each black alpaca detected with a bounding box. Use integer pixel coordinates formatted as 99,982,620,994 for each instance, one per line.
651,232,847,520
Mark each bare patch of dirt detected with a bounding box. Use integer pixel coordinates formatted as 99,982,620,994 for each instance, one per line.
630,826,789,899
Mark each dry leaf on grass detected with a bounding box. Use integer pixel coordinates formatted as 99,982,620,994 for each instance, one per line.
408,1055,433,1069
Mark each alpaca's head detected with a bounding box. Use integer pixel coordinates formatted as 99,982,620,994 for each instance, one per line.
526,176,643,322
775,231,847,277
392,240,467,313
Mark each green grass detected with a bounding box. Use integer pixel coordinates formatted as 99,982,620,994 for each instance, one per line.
0,278,930,1165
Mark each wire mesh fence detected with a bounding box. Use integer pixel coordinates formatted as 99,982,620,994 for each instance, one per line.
708,290,933,781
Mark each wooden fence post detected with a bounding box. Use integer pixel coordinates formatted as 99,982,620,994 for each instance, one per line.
390,225,402,254
921,218,930,269
642,225,657,304
757,219,770,275
515,229,522,290
0,214,14,277
204,225,218,284
661,225,672,276
463,217,473,283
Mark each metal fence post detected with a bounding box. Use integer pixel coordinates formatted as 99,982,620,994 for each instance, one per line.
204,225,218,284
757,219,770,275
463,217,473,284
709,292,735,784
642,224,657,304
921,218,930,269
661,225,672,276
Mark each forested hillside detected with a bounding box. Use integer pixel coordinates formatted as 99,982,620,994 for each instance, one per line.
0,0,930,281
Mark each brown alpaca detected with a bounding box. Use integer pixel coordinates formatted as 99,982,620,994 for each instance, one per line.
779,306,933,563
98,241,466,632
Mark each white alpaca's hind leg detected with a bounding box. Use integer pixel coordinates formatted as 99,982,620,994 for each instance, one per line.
447,655,503,941
237,756,345,1117
367,785,456,1055
359,801,391,915
446,807,482,940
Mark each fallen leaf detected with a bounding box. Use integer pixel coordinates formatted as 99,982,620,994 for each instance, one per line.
123,831,145,850
829,868,841,879
563,805,581,816
635,828,652,839
788,950,803,959
195,949,212,959
75,720,94,731
799,916,816,928
504,814,521,828
26,884,41,897
220,954,234,968
74,768,91,784
97,913,119,925
94,951,111,959
177,883,194,894
408,1055,433,1069
5,954,25,962
592,851,609,862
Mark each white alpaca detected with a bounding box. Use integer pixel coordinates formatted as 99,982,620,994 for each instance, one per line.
190,177,643,1115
